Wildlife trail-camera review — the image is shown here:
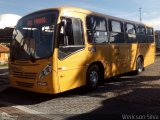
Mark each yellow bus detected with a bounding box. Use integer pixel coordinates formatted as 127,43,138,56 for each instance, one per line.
9,7,155,94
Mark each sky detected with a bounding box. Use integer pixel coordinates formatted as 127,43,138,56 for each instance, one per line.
0,0,160,30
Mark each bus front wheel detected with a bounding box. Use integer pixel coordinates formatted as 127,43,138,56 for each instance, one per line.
86,64,100,90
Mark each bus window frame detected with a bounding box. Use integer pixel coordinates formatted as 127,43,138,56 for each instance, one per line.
86,15,109,45
146,26,154,43
136,24,147,43
12,10,59,61
57,16,85,60
108,19,125,44
124,22,137,43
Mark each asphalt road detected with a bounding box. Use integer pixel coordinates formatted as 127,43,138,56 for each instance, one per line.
0,56,160,120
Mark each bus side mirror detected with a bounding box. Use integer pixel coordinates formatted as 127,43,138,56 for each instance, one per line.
59,17,68,46
60,17,67,34
60,22,65,34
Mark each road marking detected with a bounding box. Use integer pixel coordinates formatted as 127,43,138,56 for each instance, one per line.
0,100,53,120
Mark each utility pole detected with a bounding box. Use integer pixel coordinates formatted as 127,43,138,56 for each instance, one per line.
139,7,142,22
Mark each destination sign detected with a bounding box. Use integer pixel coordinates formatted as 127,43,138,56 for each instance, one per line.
27,17,47,26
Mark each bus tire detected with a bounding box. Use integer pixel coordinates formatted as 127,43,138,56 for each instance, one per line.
86,64,100,90
135,57,143,75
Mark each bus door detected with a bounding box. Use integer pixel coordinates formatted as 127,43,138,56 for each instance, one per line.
57,17,86,92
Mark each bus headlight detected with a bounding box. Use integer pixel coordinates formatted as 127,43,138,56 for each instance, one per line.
39,64,52,80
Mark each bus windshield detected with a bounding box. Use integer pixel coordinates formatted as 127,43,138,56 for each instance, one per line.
11,10,58,61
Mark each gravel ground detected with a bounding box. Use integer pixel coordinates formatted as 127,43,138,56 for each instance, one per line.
25,56,160,119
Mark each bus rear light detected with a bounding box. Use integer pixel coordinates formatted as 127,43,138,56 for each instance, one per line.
39,64,52,80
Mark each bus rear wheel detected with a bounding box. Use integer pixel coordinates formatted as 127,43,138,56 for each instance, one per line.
86,64,100,90
136,57,143,75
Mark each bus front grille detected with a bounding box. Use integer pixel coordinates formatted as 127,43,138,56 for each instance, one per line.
16,81,34,88
13,71,37,79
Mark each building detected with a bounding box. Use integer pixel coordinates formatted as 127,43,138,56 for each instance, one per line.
0,27,14,45
0,44,9,64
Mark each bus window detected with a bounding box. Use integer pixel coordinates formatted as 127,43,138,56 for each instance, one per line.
146,27,154,43
136,25,146,43
125,23,136,43
10,11,58,61
109,20,124,43
58,17,84,59
86,16,108,44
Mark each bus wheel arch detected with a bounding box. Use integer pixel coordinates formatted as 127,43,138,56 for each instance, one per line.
86,61,104,90
136,55,144,74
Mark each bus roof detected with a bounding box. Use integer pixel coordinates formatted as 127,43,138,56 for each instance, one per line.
22,6,152,28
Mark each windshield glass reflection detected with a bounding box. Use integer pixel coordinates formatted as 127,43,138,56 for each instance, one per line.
11,11,58,61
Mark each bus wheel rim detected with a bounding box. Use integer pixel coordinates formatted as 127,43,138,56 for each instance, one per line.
89,70,98,87
138,59,143,72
